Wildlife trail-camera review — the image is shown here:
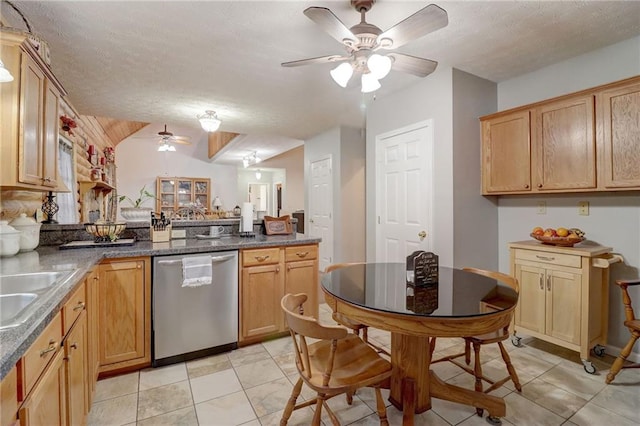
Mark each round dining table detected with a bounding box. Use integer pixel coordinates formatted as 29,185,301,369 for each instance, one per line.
321,263,518,424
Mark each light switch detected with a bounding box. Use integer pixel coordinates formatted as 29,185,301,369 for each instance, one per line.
537,201,546,214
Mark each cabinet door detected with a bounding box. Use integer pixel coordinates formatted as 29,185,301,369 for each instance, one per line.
481,110,531,194
41,80,60,188
85,268,99,406
545,269,581,345
284,259,319,320
532,95,596,191
598,80,640,188
514,263,545,333
240,263,284,342
65,312,87,426
19,350,66,426
98,259,149,367
19,53,45,187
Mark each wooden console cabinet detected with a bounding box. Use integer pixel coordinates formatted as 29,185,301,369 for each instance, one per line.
239,244,319,345
509,241,619,373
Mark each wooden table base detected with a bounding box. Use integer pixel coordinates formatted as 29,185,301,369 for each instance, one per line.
388,333,506,425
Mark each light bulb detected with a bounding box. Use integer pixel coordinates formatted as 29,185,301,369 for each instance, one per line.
0,60,14,83
255,170,262,180
361,73,381,93
330,63,353,88
367,54,392,80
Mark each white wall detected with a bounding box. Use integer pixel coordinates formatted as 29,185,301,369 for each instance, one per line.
252,146,304,215
116,131,238,219
366,66,455,265
496,36,640,356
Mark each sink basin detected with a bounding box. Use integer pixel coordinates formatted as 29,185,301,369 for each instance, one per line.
0,293,38,329
0,270,75,295
0,270,77,330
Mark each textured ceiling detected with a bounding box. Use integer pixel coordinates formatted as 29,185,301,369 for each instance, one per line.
2,1,640,147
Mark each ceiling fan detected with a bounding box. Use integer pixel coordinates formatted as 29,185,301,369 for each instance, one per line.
133,125,191,151
282,0,448,92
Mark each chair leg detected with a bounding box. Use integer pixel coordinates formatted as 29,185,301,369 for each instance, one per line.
606,331,640,384
498,341,522,391
346,391,354,405
473,342,484,417
281,378,304,426
465,339,471,365
374,387,389,426
312,394,324,426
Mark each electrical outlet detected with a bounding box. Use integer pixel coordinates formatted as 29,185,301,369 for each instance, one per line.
578,201,589,216
537,201,547,214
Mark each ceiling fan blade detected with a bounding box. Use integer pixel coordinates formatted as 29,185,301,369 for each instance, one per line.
282,55,350,67
389,53,438,77
303,7,357,46
378,4,448,50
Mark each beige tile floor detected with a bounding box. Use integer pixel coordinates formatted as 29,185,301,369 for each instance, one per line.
88,304,640,426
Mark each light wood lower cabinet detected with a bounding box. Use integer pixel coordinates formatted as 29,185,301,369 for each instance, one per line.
239,244,319,345
64,311,88,426
85,268,99,406
510,241,613,371
18,350,66,426
1,367,18,426
97,257,151,374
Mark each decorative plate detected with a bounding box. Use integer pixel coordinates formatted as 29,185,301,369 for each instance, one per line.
530,233,585,247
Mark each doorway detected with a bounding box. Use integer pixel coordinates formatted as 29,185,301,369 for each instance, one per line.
248,183,269,215
309,155,334,271
375,120,434,262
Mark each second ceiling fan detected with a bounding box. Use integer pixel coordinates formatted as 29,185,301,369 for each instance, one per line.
282,0,448,92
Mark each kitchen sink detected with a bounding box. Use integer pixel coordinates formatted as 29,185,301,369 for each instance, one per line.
0,293,38,329
0,270,75,296
0,270,78,330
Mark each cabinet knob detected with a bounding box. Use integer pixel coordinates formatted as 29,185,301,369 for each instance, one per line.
40,339,57,357
73,301,86,311
70,342,78,350
42,177,52,182
524,184,530,189
255,255,269,262
137,264,142,269
537,184,543,188
296,251,309,258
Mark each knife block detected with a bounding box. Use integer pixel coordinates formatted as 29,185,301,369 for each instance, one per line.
150,224,171,242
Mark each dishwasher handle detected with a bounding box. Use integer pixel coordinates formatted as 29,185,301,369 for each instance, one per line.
156,254,236,266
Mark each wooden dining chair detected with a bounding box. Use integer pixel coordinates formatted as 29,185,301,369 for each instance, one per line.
430,267,522,417
280,293,392,426
324,263,390,357
606,279,640,384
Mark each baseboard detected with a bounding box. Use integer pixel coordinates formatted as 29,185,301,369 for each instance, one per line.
606,344,640,363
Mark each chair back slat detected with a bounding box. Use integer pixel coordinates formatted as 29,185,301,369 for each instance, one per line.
281,294,348,341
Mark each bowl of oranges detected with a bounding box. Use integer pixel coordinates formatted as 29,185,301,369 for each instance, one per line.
530,227,585,247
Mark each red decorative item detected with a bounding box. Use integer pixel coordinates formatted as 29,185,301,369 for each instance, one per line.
88,144,95,155
60,115,77,135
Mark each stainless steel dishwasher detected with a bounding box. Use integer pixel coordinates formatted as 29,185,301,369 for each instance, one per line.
152,250,238,367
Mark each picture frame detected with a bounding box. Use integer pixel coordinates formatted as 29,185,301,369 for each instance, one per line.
263,215,293,235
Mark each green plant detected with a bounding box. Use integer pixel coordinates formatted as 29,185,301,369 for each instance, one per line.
118,185,156,208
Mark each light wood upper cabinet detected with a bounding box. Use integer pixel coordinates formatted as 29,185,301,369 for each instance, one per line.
481,75,640,194
0,32,66,191
97,257,151,373
481,110,531,193
532,94,596,191
598,78,640,188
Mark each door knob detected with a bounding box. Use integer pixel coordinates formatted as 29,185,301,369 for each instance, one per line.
418,231,427,241
310,218,314,223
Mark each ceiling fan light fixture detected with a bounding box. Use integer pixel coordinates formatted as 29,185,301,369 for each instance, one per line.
361,72,381,93
367,54,392,80
0,60,14,83
197,110,222,132
330,63,354,87
158,143,176,152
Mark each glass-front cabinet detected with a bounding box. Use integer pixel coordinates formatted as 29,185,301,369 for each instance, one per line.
156,177,210,216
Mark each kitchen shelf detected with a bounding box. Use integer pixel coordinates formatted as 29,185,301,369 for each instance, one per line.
79,180,115,195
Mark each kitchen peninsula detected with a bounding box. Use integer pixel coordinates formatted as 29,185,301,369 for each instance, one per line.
0,220,319,425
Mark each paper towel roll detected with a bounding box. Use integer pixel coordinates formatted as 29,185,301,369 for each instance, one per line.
241,202,253,232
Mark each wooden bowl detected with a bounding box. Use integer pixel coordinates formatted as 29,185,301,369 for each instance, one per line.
530,233,585,247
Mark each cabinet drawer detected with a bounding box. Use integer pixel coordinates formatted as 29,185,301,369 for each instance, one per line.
515,249,581,268
242,248,281,267
20,311,62,397
285,245,318,262
62,281,86,335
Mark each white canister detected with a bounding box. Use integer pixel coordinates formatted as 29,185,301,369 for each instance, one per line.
9,213,42,251
0,221,22,257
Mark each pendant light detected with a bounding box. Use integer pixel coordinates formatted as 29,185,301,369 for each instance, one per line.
197,110,222,132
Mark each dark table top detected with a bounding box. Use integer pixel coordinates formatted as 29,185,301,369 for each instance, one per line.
321,263,517,318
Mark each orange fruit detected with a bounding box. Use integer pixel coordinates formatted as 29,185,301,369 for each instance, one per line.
557,227,569,237
532,226,544,236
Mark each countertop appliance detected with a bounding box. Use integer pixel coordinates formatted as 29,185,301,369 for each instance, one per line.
152,250,238,367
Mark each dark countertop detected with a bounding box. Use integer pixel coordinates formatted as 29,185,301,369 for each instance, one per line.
0,233,320,379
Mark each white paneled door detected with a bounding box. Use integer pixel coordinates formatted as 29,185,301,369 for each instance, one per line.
309,155,333,271
376,121,434,263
